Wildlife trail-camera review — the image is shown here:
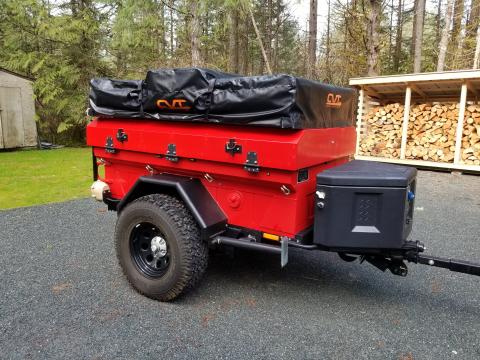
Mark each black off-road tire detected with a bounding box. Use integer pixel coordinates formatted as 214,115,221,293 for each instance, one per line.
115,194,208,301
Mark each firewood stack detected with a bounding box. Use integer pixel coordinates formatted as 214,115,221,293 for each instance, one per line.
358,103,404,158
359,102,480,165
406,103,458,163
461,105,480,165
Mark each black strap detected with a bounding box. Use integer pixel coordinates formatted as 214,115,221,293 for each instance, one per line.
204,78,216,120
139,81,145,118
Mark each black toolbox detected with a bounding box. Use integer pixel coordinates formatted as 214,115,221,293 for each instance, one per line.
314,160,417,250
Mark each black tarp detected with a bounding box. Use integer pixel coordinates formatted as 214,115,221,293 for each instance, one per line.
88,68,357,129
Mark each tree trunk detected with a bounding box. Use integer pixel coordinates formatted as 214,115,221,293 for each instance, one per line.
228,9,239,73
190,0,201,66
307,0,317,78
448,0,464,69
435,0,442,47
273,3,281,72
265,0,272,66
393,0,403,72
388,0,394,69
474,25,480,69
325,0,331,82
437,0,454,71
410,0,417,59
303,19,308,76
463,0,480,67
159,1,166,67
169,0,174,65
203,7,209,64
367,0,381,76
248,4,272,74
239,11,249,74
413,0,425,72
344,0,349,55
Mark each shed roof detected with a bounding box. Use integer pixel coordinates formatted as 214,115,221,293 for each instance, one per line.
349,69,480,103
0,67,34,82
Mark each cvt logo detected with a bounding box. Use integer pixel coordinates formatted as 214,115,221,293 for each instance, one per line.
326,93,342,108
156,99,192,111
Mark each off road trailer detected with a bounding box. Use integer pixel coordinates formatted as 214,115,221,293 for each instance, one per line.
86,68,480,301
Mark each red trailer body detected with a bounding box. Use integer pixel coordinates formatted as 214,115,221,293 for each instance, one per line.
86,118,356,238
85,69,480,302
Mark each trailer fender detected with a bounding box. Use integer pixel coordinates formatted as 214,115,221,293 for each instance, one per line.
115,174,227,240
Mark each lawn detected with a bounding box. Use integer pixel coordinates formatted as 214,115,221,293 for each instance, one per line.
0,147,93,210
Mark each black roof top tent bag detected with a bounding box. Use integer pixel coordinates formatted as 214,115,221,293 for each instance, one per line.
88,68,357,129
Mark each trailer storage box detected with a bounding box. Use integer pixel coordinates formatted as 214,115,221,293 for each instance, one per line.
314,160,417,250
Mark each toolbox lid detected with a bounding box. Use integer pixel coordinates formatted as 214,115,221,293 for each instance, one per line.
317,160,417,187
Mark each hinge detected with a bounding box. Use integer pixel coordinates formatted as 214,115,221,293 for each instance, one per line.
244,151,260,173
105,136,116,153
165,143,179,162
225,139,242,155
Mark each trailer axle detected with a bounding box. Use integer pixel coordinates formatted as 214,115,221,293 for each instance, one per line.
212,235,289,267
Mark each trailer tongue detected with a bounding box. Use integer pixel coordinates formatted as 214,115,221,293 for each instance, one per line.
86,68,479,301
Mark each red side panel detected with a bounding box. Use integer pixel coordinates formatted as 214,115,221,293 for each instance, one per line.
87,118,356,237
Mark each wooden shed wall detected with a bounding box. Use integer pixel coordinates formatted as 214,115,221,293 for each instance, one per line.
0,71,37,149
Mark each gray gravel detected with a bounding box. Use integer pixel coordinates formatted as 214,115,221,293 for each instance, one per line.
0,170,479,360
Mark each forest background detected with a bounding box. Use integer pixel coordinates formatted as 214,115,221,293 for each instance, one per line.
0,0,479,143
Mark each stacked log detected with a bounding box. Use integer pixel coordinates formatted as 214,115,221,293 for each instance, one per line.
358,103,404,158
406,103,457,163
460,105,480,165
359,102,480,165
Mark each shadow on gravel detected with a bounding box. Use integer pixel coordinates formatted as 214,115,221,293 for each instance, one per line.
175,247,479,317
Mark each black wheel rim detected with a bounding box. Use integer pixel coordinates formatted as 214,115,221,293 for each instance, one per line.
130,222,170,278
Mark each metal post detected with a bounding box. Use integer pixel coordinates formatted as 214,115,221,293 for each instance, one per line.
453,83,468,164
355,88,365,156
400,86,412,159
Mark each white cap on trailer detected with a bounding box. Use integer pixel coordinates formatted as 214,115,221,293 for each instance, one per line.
90,180,109,201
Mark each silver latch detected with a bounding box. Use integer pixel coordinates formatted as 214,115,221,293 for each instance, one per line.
316,191,326,199
316,191,326,209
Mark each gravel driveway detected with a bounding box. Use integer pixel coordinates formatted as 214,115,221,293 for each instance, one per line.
0,170,479,360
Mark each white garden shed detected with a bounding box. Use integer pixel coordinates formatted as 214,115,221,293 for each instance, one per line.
0,67,37,149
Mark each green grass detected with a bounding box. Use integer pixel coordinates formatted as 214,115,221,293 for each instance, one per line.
0,147,93,210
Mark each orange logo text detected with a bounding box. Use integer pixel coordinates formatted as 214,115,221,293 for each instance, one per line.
156,99,192,111
326,93,342,108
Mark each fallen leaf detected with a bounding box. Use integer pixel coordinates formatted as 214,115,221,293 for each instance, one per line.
399,352,414,360
245,297,257,308
431,280,442,293
201,313,215,328
51,283,72,294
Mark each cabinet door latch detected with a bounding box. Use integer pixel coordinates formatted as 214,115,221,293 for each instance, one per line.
225,139,242,155
116,128,128,143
